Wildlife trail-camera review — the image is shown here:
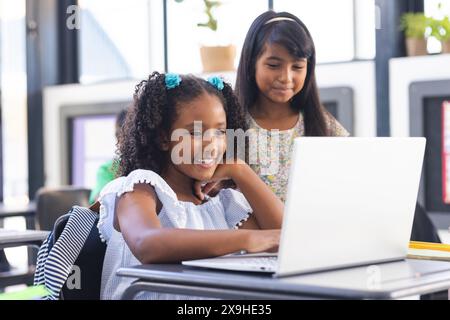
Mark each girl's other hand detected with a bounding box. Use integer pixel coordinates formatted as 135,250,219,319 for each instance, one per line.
193,180,220,201
193,159,247,200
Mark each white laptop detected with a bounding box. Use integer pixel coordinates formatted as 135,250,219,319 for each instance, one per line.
182,137,426,277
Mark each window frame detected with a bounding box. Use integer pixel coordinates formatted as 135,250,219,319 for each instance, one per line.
162,0,370,71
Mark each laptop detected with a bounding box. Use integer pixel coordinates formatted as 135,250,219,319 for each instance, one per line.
182,137,426,277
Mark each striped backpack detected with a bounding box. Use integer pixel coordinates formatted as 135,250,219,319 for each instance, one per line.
34,203,106,300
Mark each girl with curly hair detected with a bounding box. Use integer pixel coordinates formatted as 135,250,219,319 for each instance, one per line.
97,72,283,300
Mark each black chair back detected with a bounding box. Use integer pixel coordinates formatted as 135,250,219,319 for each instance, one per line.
35,187,90,231
410,203,441,243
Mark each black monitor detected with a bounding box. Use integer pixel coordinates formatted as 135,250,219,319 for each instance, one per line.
409,79,450,228
59,101,130,187
319,87,354,135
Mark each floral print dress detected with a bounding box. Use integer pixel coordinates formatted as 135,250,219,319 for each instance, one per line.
247,112,350,203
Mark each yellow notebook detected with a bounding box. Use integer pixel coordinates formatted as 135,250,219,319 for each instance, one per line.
407,241,450,261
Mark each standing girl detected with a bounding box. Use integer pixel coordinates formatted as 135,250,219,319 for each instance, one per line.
98,72,283,299
234,11,350,203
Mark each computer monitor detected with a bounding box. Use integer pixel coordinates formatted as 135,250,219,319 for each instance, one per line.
409,79,450,229
315,60,377,137
319,87,354,135
61,103,128,188
43,80,137,187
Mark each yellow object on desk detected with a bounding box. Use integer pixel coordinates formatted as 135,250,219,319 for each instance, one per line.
407,241,450,261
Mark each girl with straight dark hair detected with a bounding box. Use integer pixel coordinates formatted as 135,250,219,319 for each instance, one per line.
235,11,350,202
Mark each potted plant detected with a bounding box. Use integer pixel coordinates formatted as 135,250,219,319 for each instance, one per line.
175,0,236,72
400,12,430,56
431,16,450,54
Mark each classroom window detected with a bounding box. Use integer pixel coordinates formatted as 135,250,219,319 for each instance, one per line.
78,0,163,83
0,0,29,205
425,0,450,53
166,0,269,73
274,0,376,63
354,0,376,60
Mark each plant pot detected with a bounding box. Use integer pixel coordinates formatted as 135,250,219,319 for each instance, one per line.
442,40,450,54
406,38,428,56
200,45,236,73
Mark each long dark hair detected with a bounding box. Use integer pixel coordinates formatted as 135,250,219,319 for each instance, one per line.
235,11,329,136
117,72,248,176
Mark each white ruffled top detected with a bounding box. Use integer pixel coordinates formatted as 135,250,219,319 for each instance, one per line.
98,169,253,300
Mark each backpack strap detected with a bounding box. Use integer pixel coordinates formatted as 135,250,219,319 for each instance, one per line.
43,206,98,300
33,235,51,287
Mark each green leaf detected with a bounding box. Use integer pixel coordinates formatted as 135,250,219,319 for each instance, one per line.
400,13,430,39
175,0,221,32
428,16,450,41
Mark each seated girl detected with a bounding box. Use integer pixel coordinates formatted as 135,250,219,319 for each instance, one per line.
98,72,283,299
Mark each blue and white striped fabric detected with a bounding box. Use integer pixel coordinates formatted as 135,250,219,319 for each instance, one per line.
34,206,98,300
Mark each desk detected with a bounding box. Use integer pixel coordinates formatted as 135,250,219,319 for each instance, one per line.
0,229,48,288
0,202,38,267
0,202,37,233
117,259,450,300
0,202,36,219
0,229,49,250
0,202,37,231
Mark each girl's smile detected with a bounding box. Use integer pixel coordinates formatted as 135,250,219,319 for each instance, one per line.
165,92,227,183
270,86,295,97
255,43,307,105
195,159,216,170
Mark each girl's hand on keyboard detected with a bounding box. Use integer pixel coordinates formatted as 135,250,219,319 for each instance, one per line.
245,229,280,253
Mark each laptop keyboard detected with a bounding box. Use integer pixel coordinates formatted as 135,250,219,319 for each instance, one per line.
214,256,278,272
241,257,277,271
183,253,279,273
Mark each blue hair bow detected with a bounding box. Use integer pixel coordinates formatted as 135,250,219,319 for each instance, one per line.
207,76,224,91
165,73,182,89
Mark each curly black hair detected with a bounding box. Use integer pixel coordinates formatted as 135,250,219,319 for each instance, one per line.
117,72,248,177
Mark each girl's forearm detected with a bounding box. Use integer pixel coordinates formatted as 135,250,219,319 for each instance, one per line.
134,228,250,264
233,164,283,229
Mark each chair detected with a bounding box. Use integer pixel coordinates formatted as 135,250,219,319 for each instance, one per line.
2,187,89,290
410,202,441,243
34,186,91,231
50,203,106,300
